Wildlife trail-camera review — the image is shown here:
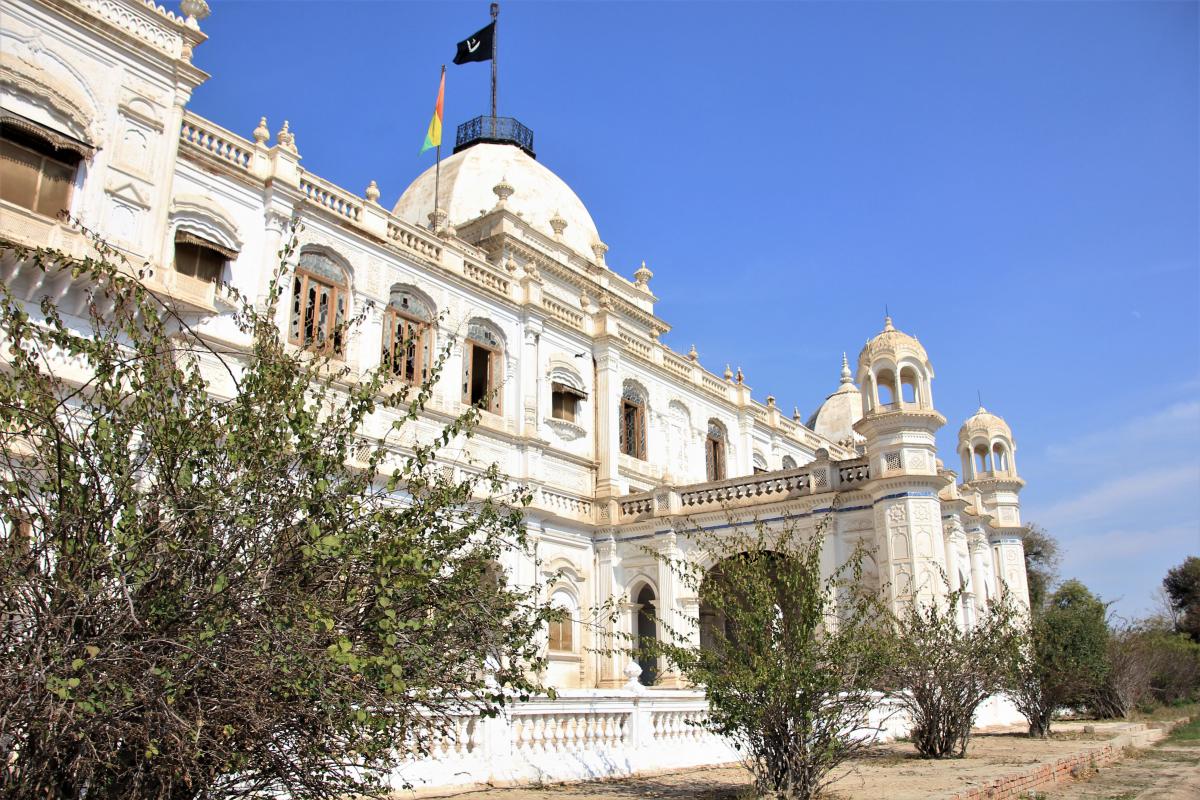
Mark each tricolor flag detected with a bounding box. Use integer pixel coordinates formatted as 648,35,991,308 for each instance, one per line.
420,68,445,154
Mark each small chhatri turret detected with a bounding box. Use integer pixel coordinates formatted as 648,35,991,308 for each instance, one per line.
958,405,1025,528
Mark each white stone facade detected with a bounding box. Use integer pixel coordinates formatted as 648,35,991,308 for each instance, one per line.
0,1,1031,790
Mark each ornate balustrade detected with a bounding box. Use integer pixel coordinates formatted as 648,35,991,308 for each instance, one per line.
391,689,736,791
299,175,363,222
618,458,871,522
179,114,253,172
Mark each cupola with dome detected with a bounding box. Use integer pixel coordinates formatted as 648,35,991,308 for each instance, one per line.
393,124,606,263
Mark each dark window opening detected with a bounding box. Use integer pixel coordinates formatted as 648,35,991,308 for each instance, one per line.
0,122,80,218
173,241,225,283
620,398,645,459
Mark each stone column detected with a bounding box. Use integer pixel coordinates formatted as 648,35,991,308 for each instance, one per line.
968,532,990,614
595,535,625,688
594,343,621,498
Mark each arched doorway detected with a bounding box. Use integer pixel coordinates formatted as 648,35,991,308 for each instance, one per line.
634,584,658,686
698,551,795,654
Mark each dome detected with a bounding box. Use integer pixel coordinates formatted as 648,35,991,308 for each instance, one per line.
806,354,865,446
857,315,931,373
959,406,1013,443
393,143,602,259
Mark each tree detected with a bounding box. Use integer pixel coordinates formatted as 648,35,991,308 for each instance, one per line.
1163,556,1200,642
0,227,554,799
1009,580,1110,737
886,580,1024,758
649,516,891,800
1020,523,1061,611
1088,617,1200,718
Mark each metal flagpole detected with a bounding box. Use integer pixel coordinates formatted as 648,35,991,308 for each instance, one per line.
490,2,499,136
434,64,444,229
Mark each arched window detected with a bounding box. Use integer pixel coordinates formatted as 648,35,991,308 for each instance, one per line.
619,382,647,460
992,443,1009,473
463,320,503,413
781,455,797,470
974,444,990,475
633,584,657,686
290,250,349,355
383,287,434,384
900,367,920,405
876,368,897,407
548,589,577,653
705,420,727,482
752,452,768,474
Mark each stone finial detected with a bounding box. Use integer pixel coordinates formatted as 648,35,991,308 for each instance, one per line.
579,293,591,311
427,208,448,231
591,241,609,267
736,366,745,384
365,180,380,205
687,344,698,362
793,406,802,422
181,0,210,28
622,659,645,693
633,260,653,290
493,178,514,207
724,364,734,382
649,327,661,342
767,395,776,408
840,352,853,384
504,254,519,274
252,116,270,145
549,211,568,238
597,293,613,311
883,314,895,332
276,120,296,153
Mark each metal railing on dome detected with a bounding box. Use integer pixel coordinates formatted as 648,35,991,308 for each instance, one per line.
454,116,535,158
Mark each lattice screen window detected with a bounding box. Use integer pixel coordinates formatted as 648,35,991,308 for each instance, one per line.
885,451,902,472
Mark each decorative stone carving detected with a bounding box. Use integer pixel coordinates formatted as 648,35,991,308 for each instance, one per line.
687,344,698,362
493,178,513,207
365,180,380,205
252,116,269,144
276,119,296,152
181,0,210,29
549,212,567,238
633,260,653,290
591,241,608,267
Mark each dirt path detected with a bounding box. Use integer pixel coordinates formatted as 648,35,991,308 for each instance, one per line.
1040,738,1200,800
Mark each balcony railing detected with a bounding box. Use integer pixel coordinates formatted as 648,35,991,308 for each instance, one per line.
454,115,535,158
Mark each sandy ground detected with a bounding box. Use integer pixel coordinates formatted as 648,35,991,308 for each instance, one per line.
411,723,1136,800
1040,735,1200,800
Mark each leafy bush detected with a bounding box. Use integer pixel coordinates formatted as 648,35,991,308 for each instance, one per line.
649,515,891,800
0,227,553,799
886,580,1024,758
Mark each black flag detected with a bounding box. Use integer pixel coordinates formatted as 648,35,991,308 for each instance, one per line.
453,22,495,64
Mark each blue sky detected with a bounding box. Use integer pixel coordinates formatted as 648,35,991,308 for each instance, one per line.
190,0,1199,619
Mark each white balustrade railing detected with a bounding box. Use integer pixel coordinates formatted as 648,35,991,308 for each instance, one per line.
300,176,363,222
179,115,253,171
390,690,738,792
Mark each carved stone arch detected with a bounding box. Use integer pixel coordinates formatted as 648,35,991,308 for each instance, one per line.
386,282,437,320
542,555,586,584
0,48,99,146
621,377,649,405
546,356,585,391
170,194,243,254
625,572,659,601
296,243,353,291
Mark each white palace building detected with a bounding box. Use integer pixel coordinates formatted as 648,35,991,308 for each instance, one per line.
0,0,1032,790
